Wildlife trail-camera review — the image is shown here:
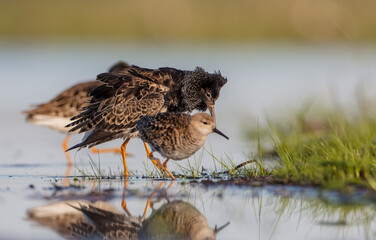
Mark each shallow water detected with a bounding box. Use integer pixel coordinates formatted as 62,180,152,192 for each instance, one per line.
1,43,376,239
3,175,376,239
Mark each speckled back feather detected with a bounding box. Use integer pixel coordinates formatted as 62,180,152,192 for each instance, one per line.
68,204,142,240
67,66,227,150
136,112,216,160
24,81,101,120
69,71,172,133
23,61,130,133
67,66,184,149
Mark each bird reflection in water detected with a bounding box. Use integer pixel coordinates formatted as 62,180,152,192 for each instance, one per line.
27,181,229,240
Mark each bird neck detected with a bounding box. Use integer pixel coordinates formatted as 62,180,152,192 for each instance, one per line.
186,124,208,146
181,80,203,112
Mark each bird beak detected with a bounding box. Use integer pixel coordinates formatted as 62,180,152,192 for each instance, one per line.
213,127,229,140
214,222,230,233
208,104,215,118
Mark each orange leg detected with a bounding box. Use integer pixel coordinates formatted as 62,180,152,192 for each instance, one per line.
149,153,164,173
62,135,72,187
143,142,164,173
163,159,175,180
143,181,174,219
121,138,131,178
121,178,131,217
90,146,124,155
142,182,164,220
143,143,175,179
152,181,174,205
149,153,175,179
62,135,72,166
62,164,72,187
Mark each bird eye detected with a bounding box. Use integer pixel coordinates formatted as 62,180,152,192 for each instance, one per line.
203,121,208,125
206,92,211,98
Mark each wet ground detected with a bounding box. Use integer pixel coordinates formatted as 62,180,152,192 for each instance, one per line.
2,173,376,239
1,43,376,239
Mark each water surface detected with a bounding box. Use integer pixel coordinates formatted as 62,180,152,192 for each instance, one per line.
0,43,376,239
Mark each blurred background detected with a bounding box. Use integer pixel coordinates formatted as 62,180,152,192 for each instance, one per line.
1,0,376,173
1,0,376,43
1,1,376,239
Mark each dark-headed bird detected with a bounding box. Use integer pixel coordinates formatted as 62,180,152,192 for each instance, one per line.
66,66,227,177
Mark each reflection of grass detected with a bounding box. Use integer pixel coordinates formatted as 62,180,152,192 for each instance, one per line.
247,99,376,190
269,193,376,239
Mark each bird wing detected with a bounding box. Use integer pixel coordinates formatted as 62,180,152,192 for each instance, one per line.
24,81,100,119
137,113,190,141
68,72,169,134
128,65,185,86
68,203,141,239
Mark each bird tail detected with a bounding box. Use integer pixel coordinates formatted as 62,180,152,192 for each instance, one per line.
66,130,122,151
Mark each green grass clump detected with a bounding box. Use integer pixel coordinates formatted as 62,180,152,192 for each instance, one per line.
208,151,270,179
249,104,376,190
74,156,117,180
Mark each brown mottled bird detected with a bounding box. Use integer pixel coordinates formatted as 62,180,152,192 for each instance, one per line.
23,61,130,165
139,200,228,240
28,200,229,240
66,66,227,177
74,201,227,240
68,203,142,240
27,200,142,240
136,112,229,179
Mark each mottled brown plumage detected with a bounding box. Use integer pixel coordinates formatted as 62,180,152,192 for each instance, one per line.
68,203,142,240
23,62,129,132
66,66,227,150
136,112,228,179
136,112,228,161
23,61,130,165
27,197,228,239
27,200,126,240
66,65,226,177
24,61,129,133
139,200,216,240
24,81,101,133
69,200,217,240
71,200,224,240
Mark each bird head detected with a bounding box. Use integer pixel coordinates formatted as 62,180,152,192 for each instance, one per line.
192,113,229,140
182,67,227,118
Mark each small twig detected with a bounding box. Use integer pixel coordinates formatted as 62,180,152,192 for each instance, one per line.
218,160,258,174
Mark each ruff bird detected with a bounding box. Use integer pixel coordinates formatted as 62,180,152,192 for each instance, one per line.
24,61,130,165
136,112,228,179
67,66,227,177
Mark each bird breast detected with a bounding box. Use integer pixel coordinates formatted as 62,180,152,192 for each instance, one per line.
155,126,207,160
